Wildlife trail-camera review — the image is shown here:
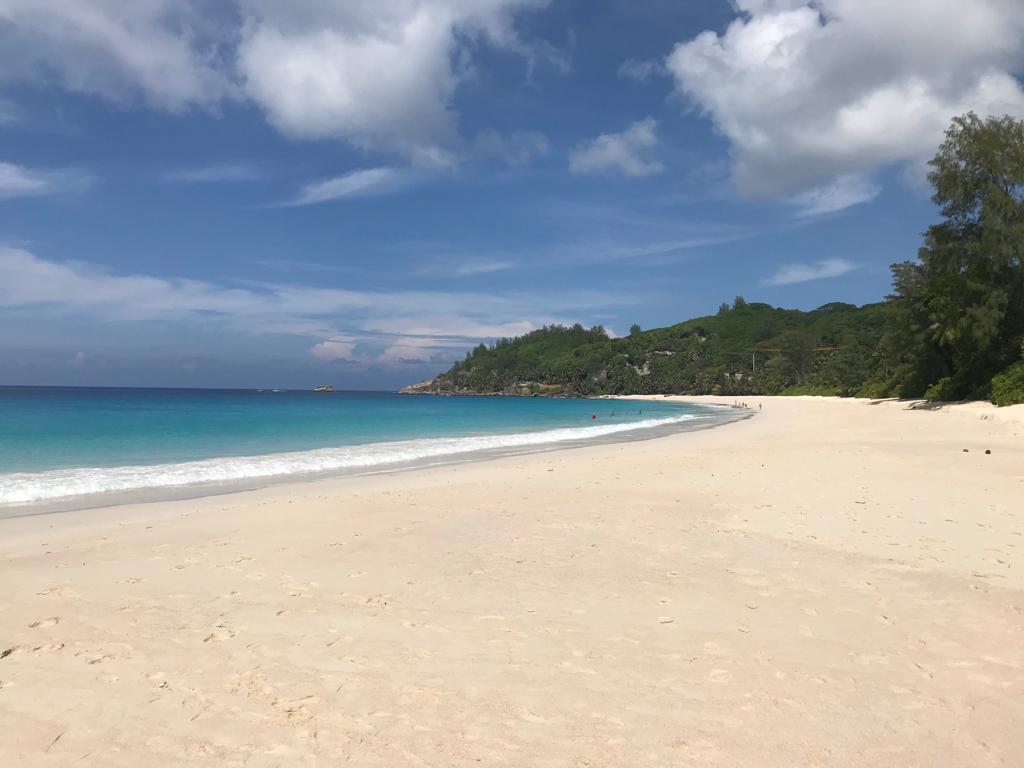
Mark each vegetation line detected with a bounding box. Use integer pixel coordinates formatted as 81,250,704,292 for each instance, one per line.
404,114,1024,407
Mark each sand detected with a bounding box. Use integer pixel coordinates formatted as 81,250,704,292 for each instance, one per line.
0,396,1022,767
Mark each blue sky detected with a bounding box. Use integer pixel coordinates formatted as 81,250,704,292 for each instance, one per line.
2,0,1023,389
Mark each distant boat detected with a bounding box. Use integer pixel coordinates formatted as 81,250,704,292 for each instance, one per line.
313,385,335,393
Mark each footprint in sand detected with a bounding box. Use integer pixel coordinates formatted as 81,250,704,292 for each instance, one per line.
272,695,320,723
36,587,77,598
29,617,61,629
32,643,64,653
203,626,236,643
519,708,550,724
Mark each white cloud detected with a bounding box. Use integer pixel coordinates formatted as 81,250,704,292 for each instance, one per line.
235,0,551,164
666,0,1024,198
362,316,541,340
764,257,858,286
0,98,20,124
473,129,550,167
618,58,663,83
164,163,261,183
376,335,470,364
0,246,626,366
286,167,413,207
0,1,553,163
0,0,233,111
569,118,664,177
310,339,357,362
0,161,93,200
453,259,514,276
791,174,880,217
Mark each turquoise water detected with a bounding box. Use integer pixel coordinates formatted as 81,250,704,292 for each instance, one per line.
0,387,735,506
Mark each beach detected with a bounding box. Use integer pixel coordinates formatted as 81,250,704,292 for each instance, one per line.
1,396,1022,766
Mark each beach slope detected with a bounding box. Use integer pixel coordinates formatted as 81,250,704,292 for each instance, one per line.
0,397,1022,766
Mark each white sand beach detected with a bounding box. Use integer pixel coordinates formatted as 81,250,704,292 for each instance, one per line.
1,396,1022,766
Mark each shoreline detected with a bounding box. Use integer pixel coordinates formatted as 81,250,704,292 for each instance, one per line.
1,396,1022,765
0,399,747,518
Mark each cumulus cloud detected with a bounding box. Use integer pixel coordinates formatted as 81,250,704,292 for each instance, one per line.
309,339,357,362
569,118,664,177
236,0,551,164
0,1,553,163
285,167,414,207
0,0,233,111
764,257,858,286
666,0,1024,198
0,161,94,200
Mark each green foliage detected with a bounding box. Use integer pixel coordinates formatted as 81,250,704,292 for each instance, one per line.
418,114,1024,407
991,360,1024,406
923,377,961,402
779,383,843,397
883,113,1024,400
430,303,888,397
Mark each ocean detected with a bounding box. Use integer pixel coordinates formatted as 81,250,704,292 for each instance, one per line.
0,387,741,509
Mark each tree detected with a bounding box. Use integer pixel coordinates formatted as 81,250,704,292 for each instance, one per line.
775,330,815,385
629,323,642,336
885,113,1024,399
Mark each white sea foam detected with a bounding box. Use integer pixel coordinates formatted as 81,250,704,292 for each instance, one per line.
0,414,703,505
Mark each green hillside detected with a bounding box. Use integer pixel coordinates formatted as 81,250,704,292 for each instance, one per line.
404,113,1024,404
407,300,890,397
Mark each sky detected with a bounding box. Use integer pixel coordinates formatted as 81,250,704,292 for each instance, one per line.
2,0,1023,390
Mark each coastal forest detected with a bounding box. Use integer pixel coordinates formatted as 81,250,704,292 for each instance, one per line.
410,114,1024,405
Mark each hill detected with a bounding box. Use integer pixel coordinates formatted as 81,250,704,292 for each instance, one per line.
402,299,890,398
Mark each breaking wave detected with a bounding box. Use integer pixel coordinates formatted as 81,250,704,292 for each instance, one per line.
0,414,702,505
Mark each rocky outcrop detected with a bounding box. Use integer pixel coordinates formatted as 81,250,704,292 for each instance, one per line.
398,379,444,395
398,378,571,397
